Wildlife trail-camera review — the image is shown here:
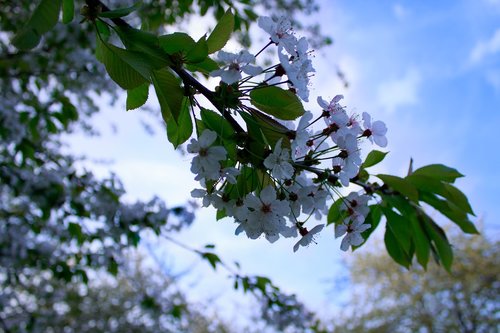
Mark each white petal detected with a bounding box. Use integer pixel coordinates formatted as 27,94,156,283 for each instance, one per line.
260,185,276,203
340,236,350,251
221,70,241,84
242,64,263,76
335,224,347,238
374,135,388,148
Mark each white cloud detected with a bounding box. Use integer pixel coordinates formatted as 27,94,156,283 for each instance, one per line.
393,4,409,20
376,68,422,113
469,28,500,64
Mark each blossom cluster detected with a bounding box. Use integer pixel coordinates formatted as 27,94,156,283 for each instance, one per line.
211,16,315,102
192,16,388,252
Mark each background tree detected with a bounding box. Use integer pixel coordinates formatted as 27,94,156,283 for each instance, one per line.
0,1,327,331
328,230,499,333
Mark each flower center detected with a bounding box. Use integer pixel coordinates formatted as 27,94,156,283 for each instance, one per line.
261,203,272,213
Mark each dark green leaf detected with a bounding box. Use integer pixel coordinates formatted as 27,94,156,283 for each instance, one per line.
186,35,209,63
28,0,62,34
419,192,478,234
200,109,234,140
247,108,291,148
327,198,344,225
166,97,193,148
12,28,41,50
68,222,85,244
410,215,430,268
96,39,148,89
207,9,234,53
126,82,149,110
362,150,388,168
62,0,74,24
250,86,305,120
99,1,142,19
413,164,464,183
353,205,382,250
186,57,219,75
116,27,171,69
384,225,411,268
377,174,419,202
382,208,412,254
108,257,119,276
407,174,475,215
151,68,184,123
216,208,227,220
202,252,221,270
158,32,196,54
422,217,453,272
12,0,62,49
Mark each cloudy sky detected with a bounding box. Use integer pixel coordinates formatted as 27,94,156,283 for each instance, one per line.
67,0,500,324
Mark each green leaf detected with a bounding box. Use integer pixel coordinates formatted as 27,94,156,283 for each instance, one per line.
384,225,411,268
202,252,221,270
158,32,196,55
166,97,193,148
352,205,382,249
207,9,234,54
28,0,62,34
382,208,412,254
327,199,345,225
116,27,171,69
62,0,74,24
419,192,478,234
410,215,430,268
99,1,142,19
422,217,453,272
186,57,219,75
68,222,85,244
151,68,184,123
406,174,475,215
12,0,62,50
126,82,149,110
96,39,149,89
413,164,464,183
377,174,419,202
200,109,234,140
362,150,388,168
216,209,227,220
442,183,475,215
246,108,291,148
12,28,41,50
250,86,305,120
108,257,119,276
186,36,209,63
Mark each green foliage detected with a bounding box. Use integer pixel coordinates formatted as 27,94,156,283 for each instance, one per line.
62,0,75,24
98,1,143,19
250,86,305,120
362,150,388,168
12,0,62,49
332,233,499,333
151,68,185,123
126,82,149,110
95,38,149,89
206,9,235,54
166,97,193,148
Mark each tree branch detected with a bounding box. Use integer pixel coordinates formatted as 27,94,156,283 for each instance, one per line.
85,0,245,134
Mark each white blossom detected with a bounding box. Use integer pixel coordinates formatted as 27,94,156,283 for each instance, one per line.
187,129,227,181
210,50,262,84
362,112,388,147
293,224,324,252
335,219,371,251
264,139,294,180
258,16,297,54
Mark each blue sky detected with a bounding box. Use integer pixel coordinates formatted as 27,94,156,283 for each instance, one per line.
67,0,500,324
